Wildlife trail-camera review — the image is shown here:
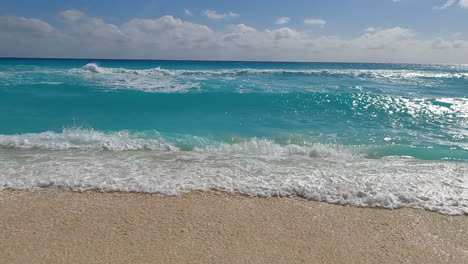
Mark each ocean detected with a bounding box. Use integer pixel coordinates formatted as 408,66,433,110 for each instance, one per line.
0,58,466,214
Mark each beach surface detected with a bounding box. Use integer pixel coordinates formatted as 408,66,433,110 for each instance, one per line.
1,189,467,264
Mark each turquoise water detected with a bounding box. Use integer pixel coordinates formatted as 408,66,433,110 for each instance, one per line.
1,58,466,160
0,58,467,214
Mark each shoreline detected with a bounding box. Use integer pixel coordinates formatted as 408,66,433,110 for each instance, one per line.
1,189,467,264
2,187,467,216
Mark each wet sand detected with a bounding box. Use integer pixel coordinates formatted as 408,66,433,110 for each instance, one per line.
1,189,467,264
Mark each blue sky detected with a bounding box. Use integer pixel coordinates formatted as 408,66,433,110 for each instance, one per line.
1,0,468,63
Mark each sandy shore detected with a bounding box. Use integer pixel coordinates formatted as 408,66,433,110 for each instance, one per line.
0,189,467,264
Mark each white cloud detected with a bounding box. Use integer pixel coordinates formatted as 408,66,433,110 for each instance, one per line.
121,15,216,53
435,0,457,9
0,16,55,35
1,10,468,63
275,17,290,25
58,10,125,41
203,10,239,20
459,0,468,8
357,27,414,50
304,18,326,27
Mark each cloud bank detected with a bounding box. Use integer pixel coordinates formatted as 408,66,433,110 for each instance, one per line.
1,10,468,63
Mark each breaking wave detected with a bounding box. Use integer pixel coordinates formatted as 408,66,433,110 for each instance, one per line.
0,128,466,215
0,128,359,159
81,63,468,79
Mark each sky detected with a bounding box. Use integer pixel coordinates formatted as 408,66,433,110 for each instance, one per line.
1,0,468,63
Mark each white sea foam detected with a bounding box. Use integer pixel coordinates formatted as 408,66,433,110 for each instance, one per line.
0,129,467,215
82,63,173,76
77,63,200,93
40,81,62,85
0,129,357,159
0,129,177,151
72,63,468,93
4,63,463,93
202,138,360,159
80,63,468,79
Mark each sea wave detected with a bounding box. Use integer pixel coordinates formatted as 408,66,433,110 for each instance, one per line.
0,133,466,215
0,128,466,160
0,129,176,151
80,63,468,79
4,63,467,93
0,128,360,159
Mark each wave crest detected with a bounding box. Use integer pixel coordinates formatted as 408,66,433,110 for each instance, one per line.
80,63,468,79
0,129,177,151
0,129,359,159
82,63,173,75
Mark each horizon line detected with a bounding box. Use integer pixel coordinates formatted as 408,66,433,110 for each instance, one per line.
1,56,464,66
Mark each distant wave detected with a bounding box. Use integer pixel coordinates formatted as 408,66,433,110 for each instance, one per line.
81,63,468,79
82,63,174,75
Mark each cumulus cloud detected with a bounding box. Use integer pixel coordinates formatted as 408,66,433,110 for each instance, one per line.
0,16,55,35
357,27,414,50
275,17,290,25
203,10,239,20
59,10,125,41
121,15,216,56
1,10,468,63
0,15,66,58
304,18,326,27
